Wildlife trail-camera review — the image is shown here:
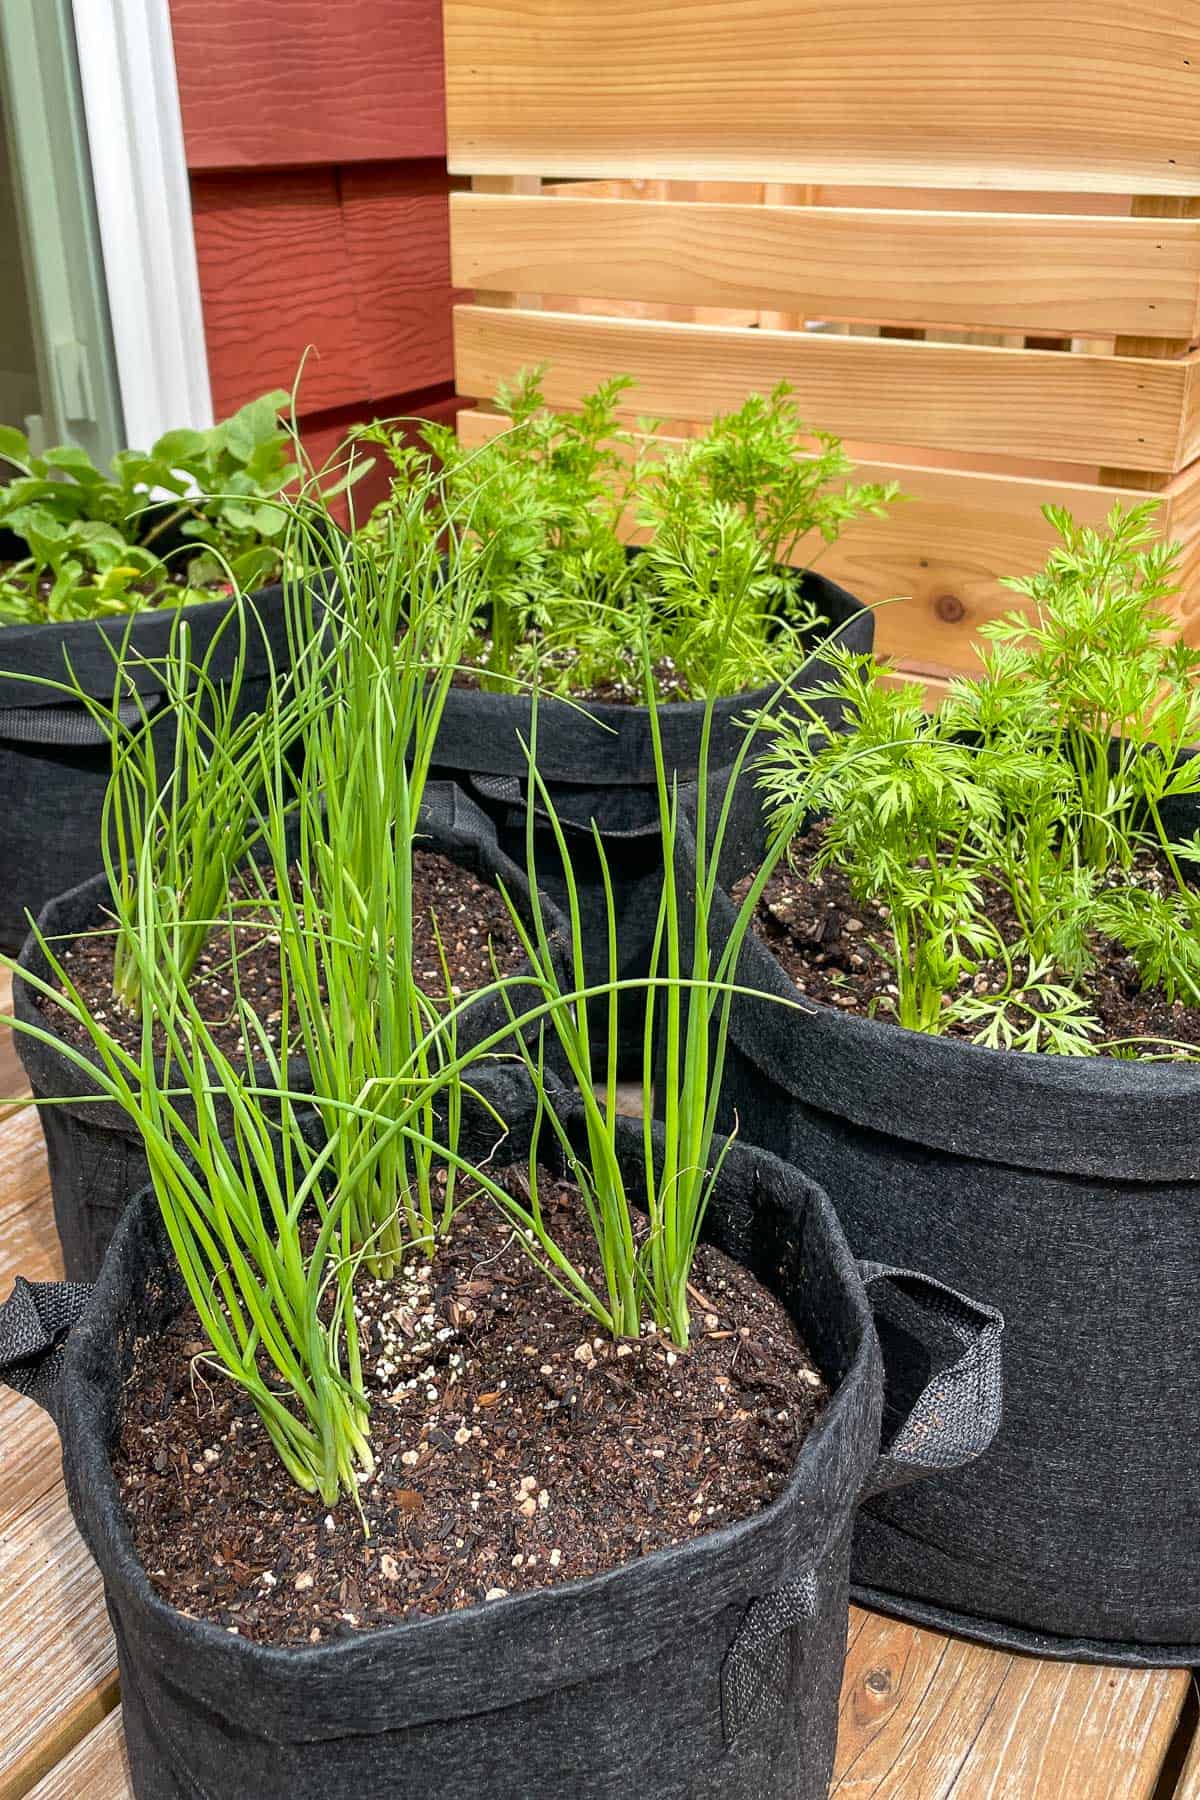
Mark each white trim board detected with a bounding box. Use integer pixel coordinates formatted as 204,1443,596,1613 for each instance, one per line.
70,0,213,445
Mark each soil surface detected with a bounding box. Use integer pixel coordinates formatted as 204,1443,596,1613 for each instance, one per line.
114,1176,828,1645
736,826,1200,1057
452,651,691,706
41,850,525,1063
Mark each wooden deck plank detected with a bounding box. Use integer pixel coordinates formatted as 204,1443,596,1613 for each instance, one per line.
1176,1713,1200,1800
0,1007,119,1800
0,1106,61,1288
0,1037,63,1539
23,1708,131,1800
0,1482,119,1800
831,1607,1189,1799
0,969,30,1110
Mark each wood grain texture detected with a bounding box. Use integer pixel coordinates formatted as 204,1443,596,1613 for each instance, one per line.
1176,1717,1200,1799
191,170,369,416
832,1606,1189,1799
454,305,1197,473
192,167,457,419
0,1105,59,1288
340,165,458,397
168,0,446,169
443,0,1200,192
0,969,28,1113
0,1484,118,1800
452,195,1200,340
550,181,1136,216
456,407,1178,674
0,1073,60,1541
24,1709,131,1800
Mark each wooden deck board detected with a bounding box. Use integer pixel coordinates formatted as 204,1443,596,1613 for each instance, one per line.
0,1482,119,1800
23,1709,130,1800
0,968,31,1112
1176,1710,1200,1800
832,1607,1190,1797
0,1005,1195,1797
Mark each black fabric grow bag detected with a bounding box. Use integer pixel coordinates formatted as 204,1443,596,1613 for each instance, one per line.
431,572,871,1070
0,1085,1000,1800
13,781,571,1283
668,808,1200,1666
0,583,297,951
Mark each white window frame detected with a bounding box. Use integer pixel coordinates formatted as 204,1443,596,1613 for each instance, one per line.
70,0,213,446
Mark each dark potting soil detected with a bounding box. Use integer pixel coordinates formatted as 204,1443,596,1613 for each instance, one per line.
40,851,525,1064
113,1176,828,1646
451,651,691,706
735,826,1200,1057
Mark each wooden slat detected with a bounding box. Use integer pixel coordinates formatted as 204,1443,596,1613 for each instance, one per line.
24,1710,131,1800
443,1,1200,194
832,1606,1189,1799
452,195,1200,341
454,305,1199,473
458,404,1193,674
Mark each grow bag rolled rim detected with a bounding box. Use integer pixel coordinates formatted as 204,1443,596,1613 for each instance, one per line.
57,1131,883,1736
850,1579,1200,1670
693,824,1200,1184
0,577,300,712
431,571,870,786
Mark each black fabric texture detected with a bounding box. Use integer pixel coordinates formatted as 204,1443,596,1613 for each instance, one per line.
0,584,296,951
0,1275,91,1417
667,805,1200,1666
0,1086,1001,1800
13,781,571,1283
429,573,871,1072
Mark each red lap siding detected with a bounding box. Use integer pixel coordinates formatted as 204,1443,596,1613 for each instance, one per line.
167,1,455,449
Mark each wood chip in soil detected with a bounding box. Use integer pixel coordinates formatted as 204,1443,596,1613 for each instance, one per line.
114,1176,829,1646
736,824,1200,1056
40,849,525,1064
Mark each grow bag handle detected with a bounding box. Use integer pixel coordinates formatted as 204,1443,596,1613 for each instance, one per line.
0,693,166,749
468,772,601,839
0,1276,92,1419
721,1565,820,1746
858,1262,1004,1502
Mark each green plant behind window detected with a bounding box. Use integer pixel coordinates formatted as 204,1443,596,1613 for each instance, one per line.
0,391,328,625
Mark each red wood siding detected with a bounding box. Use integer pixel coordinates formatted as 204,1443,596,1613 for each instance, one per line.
169,0,446,168
167,0,456,458
303,389,466,525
